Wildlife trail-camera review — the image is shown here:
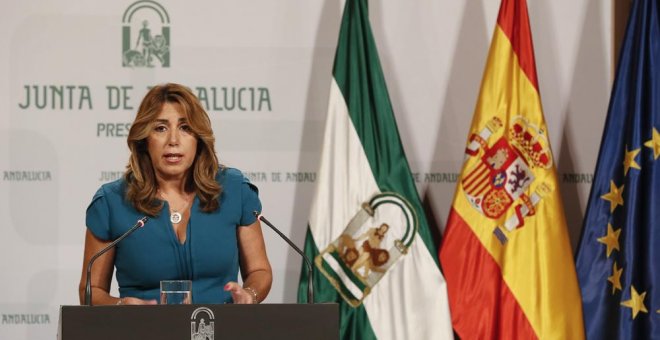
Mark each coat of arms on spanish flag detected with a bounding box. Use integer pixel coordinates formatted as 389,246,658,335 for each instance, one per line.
439,0,585,338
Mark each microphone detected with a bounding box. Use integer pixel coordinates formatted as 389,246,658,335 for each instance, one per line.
84,216,148,306
254,211,314,304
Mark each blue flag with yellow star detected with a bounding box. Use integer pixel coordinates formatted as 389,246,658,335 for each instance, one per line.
575,0,660,338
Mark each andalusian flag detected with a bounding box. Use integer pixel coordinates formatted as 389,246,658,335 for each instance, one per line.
297,0,453,339
439,0,584,338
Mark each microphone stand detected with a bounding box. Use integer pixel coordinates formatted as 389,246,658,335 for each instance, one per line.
254,212,314,304
84,216,148,306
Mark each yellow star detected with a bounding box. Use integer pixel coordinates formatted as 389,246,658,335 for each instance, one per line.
601,181,624,213
620,285,648,319
607,262,623,294
623,146,641,175
597,223,621,257
644,127,660,160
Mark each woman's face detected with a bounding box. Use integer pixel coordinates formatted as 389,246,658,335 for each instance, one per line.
146,102,198,181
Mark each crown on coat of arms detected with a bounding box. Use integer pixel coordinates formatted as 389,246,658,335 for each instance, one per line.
508,117,552,169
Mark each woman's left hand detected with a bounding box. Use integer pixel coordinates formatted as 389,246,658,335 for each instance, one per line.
224,281,256,304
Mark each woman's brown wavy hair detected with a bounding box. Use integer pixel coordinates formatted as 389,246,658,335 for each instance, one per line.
124,83,221,216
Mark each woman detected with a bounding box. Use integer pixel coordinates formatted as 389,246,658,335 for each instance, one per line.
78,83,272,305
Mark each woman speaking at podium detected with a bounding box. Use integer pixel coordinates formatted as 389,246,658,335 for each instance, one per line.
78,83,272,305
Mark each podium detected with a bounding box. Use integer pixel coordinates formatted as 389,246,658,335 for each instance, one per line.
58,303,338,340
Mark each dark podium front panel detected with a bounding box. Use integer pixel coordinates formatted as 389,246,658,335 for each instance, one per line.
58,303,338,340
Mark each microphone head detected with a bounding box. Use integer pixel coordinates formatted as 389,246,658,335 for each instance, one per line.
253,211,260,218
137,216,148,228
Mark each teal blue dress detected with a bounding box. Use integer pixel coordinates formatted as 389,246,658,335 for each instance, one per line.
85,167,261,304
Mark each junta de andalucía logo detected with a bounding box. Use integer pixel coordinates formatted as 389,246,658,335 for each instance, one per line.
122,0,170,68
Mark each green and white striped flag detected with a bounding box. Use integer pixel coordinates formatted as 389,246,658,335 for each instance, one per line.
297,1,453,338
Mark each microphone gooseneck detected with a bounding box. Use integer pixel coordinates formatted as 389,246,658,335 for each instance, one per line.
84,216,148,306
254,211,314,304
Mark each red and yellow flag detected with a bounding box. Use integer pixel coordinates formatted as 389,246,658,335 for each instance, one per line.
439,0,584,338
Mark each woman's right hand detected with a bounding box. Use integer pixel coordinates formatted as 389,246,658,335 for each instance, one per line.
117,297,158,305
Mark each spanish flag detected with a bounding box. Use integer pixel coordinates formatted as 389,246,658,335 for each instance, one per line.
438,0,584,338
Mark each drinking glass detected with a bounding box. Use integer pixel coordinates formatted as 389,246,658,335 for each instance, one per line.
160,280,192,304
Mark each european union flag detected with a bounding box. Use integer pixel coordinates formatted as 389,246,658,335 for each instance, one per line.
575,0,660,338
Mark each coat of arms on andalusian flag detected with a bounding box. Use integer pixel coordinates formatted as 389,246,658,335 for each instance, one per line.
462,116,553,244
315,193,417,307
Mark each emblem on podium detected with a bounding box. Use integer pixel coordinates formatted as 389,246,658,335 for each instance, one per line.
191,307,214,340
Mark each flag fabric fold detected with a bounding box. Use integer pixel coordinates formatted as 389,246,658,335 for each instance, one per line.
297,0,453,339
439,0,584,338
576,0,660,338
